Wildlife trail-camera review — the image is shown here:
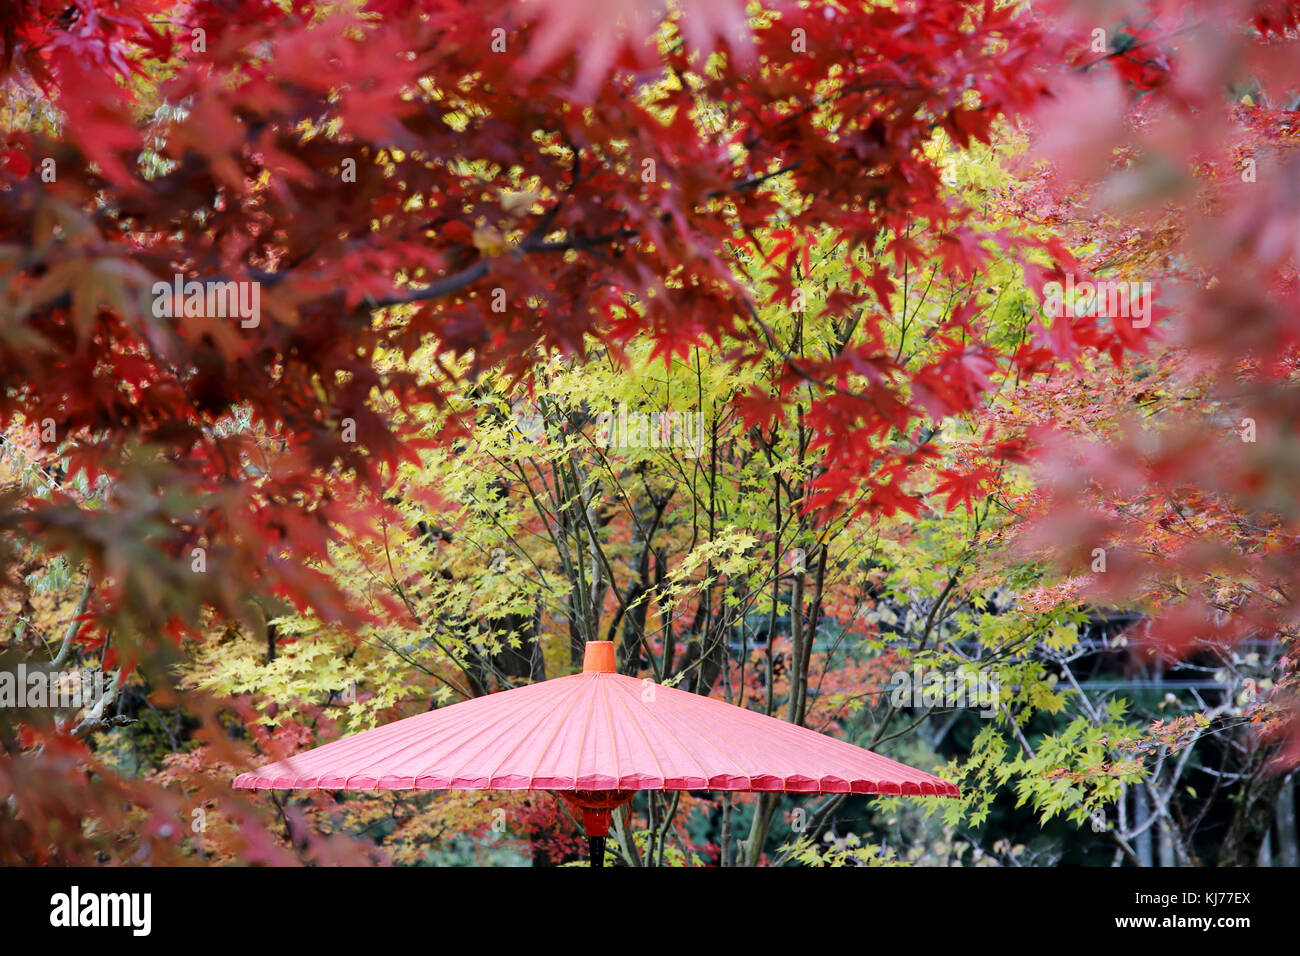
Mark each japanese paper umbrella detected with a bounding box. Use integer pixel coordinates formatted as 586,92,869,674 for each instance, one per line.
233,642,959,865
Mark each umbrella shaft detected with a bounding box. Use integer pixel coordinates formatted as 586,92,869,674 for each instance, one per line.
588,836,606,868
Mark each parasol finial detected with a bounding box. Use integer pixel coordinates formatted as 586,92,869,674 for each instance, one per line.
582,641,616,673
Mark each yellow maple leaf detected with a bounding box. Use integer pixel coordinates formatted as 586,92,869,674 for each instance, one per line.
472,226,509,256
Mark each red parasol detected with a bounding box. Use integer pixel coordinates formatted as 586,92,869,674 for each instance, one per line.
234,641,959,865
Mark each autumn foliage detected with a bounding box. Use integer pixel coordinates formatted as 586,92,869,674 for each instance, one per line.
0,0,1297,865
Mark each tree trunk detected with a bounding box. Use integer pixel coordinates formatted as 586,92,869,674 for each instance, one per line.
1276,773,1297,867
1220,769,1285,866
1134,785,1153,867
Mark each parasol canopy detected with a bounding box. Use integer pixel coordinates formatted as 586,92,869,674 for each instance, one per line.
234,642,959,863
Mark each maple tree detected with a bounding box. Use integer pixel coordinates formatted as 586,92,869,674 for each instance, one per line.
1007,0,1300,862
0,0,1297,866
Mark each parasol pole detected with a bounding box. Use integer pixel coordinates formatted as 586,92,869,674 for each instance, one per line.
576,642,623,868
